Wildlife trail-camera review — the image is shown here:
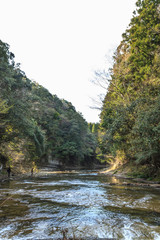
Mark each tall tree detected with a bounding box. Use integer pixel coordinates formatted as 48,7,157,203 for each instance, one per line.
99,0,160,173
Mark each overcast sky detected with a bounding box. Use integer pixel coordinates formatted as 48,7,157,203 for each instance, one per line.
0,0,137,122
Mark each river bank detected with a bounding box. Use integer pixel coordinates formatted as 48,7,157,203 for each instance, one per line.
1,166,160,190
99,163,160,189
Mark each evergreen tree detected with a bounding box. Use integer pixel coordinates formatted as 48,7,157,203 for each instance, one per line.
99,0,160,173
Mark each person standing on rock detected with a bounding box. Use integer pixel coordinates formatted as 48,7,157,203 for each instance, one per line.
7,166,11,178
31,167,34,177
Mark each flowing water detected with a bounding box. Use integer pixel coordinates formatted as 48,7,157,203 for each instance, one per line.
0,170,160,240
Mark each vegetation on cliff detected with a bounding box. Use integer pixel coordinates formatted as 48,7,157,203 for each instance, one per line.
0,40,96,171
1,0,160,178
98,0,160,178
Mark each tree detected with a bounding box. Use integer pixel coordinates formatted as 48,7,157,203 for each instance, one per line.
0,38,97,170
99,0,160,173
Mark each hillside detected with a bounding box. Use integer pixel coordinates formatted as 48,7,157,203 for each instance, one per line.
98,0,160,179
0,40,97,172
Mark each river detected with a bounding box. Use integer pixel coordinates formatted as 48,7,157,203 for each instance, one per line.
0,169,160,240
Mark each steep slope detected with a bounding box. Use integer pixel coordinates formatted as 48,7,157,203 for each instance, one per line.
0,40,96,172
99,0,160,177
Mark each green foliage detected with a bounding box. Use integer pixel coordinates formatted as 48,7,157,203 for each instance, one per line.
0,99,11,144
0,39,96,169
131,96,160,166
99,0,160,172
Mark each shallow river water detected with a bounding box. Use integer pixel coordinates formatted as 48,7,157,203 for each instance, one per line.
0,170,160,240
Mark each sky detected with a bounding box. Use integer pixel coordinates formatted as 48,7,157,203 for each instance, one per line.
0,0,137,122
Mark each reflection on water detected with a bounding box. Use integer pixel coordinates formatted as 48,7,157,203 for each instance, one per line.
0,170,160,239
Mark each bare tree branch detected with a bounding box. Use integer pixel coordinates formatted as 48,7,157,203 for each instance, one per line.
91,69,111,91
89,94,105,110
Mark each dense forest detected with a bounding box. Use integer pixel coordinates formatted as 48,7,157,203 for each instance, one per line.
0,40,97,172
98,0,160,177
0,0,160,178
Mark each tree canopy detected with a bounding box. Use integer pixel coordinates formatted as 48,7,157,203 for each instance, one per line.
0,40,97,170
99,0,160,175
